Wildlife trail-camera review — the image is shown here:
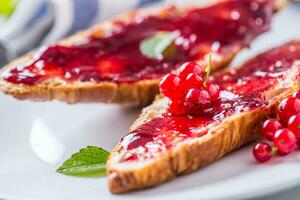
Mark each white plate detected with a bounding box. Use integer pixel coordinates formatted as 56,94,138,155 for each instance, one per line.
1,3,300,200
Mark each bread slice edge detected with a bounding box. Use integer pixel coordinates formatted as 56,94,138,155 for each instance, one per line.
107,50,299,194
0,0,286,104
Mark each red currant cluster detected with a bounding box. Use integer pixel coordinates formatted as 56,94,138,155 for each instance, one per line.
159,62,220,116
253,91,300,163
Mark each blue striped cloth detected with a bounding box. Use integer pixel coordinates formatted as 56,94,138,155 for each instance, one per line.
0,0,162,66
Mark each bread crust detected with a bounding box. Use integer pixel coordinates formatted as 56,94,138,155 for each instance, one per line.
107,79,299,194
107,46,298,193
0,0,284,105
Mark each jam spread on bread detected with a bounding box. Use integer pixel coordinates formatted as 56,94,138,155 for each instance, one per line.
121,41,300,162
2,0,274,85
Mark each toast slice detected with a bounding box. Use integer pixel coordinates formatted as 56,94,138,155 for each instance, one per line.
107,40,300,193
0,0,286,105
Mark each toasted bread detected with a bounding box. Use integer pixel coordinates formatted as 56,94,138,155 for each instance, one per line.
0,0,285,105
107,40,300,193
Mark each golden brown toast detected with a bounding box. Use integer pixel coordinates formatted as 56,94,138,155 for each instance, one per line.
0,0,286,105
107,40,300,193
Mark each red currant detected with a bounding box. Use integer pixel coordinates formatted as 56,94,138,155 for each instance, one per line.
252,142,272,163
184,73,204,90
206,82,220,102
261,119,283,141
293,91,300,99
288,113,300,139
277,150,288,156
178,62,204,79
169,100,187,115
273,128,297,154
185,89,211,107
161,61,221,117
278,97,300,125
159,74,182,99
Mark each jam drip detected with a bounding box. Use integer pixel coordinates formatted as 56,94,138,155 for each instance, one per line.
121,41,300,162
2,0,274,85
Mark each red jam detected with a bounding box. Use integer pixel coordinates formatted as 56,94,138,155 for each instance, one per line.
1,0,275,85
121,41,300,162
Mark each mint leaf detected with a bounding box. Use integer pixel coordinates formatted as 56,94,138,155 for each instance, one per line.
140,31,177,60
204,54,212,87
57,146,110,176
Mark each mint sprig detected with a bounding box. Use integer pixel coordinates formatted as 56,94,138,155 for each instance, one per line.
139,31,177,60
57,146,110,176
204,54,212,87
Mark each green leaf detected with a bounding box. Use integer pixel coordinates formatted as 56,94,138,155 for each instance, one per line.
204,54,212,87
57,146,110,176
139,31,177,60
0,0,18,17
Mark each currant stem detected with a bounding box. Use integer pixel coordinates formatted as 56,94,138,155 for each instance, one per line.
271,146,278,155
204,54,212,87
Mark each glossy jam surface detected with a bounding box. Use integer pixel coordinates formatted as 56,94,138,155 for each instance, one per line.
121,41,300,162
2,0,274,85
